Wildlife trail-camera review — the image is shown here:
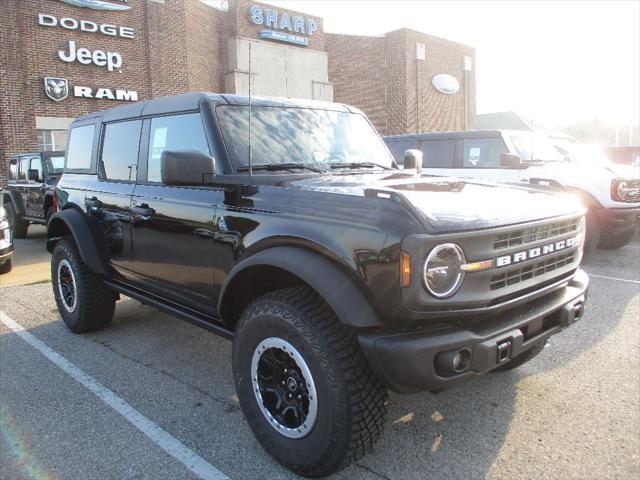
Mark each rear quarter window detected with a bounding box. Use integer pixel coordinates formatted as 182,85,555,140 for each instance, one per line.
66,124,95,170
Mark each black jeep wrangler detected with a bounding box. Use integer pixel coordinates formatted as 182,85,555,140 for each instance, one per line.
1,151,65,237
47,93,589,477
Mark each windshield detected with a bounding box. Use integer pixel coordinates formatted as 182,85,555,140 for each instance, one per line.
216,106,395,172
554,143,612,166
509,133,567,163
45,155,65,173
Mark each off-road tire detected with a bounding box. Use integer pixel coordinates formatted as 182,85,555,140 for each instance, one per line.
51,238,116,333
0,258,12,275
598,229,636,250
232,286,388,478
7,204,28,238
583,212,600,256
492,341,546,372
46,206,54,224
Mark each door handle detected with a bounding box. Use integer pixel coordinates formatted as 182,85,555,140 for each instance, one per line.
85,196,102,210
132,204,155,218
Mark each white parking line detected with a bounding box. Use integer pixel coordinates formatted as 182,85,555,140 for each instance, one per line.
588,274,640,284
0,310,230,480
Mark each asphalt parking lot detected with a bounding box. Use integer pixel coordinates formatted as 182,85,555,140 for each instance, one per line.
1,229,638,480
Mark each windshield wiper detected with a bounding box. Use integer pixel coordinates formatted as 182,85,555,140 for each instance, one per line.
237,163,325,173
330,162,391,170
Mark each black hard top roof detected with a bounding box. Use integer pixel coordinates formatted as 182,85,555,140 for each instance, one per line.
72,92,358,124
385,130,505,141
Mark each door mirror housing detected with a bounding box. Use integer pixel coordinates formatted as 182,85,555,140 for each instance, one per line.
161,150,216,185
500,153,524,168
404,149,423,174
27,169,42,182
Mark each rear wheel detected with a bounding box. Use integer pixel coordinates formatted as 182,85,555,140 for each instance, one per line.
232,287,388,478
492,341,546,372
598,229,636,250
6,204,28,238
51,238,116,333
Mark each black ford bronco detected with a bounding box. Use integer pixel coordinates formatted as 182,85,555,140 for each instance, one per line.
1,150,65,237
47,93,589,477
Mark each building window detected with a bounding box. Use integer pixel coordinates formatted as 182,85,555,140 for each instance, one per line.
37,129,68,152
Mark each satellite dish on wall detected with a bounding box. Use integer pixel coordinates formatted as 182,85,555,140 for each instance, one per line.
432,74,460,94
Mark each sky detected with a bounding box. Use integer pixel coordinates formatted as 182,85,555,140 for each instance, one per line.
210,0,640,128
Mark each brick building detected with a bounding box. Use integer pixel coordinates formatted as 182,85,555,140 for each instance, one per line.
0,0,476,185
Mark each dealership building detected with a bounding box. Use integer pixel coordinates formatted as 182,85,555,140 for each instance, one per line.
0,0,476,184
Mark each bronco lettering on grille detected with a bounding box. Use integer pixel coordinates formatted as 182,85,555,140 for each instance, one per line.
496,237,577,268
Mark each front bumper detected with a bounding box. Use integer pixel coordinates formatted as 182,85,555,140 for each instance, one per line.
359,269,589,393
596,207,640,234
0,244,14,264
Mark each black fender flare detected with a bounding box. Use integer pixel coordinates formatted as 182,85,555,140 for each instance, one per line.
46,209,110,276
218,246,384,329
1,190,25,216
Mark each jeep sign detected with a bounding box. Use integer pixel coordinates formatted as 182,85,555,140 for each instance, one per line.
58,40,122,71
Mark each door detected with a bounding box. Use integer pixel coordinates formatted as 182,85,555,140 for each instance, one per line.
25,156,46,219
86,119,142,278
130,112,222,314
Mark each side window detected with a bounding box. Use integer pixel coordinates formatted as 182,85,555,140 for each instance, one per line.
8,159,18,181
29,157,43,182
462,138,507,168
419,140,456,168
386,138,416,166
66,125,95,170
100,120,143,181
18,157,28,181
147,113,210,183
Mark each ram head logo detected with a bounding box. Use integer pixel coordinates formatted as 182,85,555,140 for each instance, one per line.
44,77,69,102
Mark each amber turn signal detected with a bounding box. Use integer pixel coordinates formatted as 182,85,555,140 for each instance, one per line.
401,252,411,288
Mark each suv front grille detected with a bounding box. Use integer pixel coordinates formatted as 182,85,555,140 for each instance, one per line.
490,251,576,291
493,219,579,250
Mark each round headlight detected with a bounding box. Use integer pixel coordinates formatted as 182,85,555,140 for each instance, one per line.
617,181,629,201
423,243,466,298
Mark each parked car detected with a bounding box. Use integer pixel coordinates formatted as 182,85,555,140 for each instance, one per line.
47,93,588,477
1,150,65,238
385,130,640,251
0,205,14,274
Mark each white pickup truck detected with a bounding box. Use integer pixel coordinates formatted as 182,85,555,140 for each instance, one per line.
385,130,640,251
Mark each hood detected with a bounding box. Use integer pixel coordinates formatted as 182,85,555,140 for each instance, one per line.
284,172,583,233
604,163,640,179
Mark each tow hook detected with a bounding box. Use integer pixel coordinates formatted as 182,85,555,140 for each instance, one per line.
560,297,586,327
496,340,512,364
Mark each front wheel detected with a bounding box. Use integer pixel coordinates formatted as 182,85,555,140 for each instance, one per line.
6,203,28,238
51,238,116,333
598,229,636,250
232,287,388,478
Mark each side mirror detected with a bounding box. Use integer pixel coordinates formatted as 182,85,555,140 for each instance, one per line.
404,149,423,174
27,169,41,182
161,150,216,185
500,153,523,168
